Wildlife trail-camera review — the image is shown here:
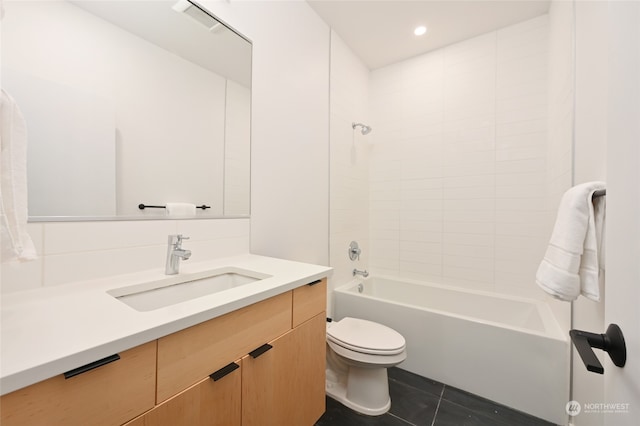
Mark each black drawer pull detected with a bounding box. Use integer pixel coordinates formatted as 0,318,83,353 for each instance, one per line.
210,362,240,381
307,279,322,286
249,343,273,359
64,354,121,379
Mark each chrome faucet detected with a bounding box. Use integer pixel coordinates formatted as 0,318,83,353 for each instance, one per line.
165,234,191,275
353,268,369,278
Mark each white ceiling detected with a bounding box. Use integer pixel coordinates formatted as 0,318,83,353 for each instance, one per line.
307,0,551,69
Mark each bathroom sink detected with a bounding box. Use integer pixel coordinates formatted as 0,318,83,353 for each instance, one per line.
108,267,271,312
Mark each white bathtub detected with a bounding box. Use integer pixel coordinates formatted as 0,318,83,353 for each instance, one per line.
333,276,569,425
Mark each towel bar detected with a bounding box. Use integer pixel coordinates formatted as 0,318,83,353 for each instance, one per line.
138,204,211,210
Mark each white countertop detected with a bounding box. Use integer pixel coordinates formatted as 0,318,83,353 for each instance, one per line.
0,254,332,396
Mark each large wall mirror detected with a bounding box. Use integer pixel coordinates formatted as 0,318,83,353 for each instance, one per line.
1,0,251,221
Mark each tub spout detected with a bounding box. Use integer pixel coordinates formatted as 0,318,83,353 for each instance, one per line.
353,268,369,278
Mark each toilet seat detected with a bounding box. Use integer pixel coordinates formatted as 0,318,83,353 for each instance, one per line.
325,317,407,415
327,317,406,356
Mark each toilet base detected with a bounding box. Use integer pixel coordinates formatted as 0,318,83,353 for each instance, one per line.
325,365,391,416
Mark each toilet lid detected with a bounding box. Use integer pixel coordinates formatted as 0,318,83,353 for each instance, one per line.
327,317,405,355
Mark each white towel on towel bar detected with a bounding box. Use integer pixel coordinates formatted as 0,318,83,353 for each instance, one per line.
165,203,196,217
536,182,606,302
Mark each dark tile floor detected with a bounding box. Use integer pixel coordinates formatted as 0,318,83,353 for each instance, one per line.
315,367,558,426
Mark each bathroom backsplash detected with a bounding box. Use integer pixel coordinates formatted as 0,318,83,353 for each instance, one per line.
0,219,250,294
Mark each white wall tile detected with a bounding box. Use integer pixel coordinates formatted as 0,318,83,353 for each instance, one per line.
443,241,494,259
187,236,250,263
444,254,495,271
441,232,496,248
43,245,167,287
443,264,494,285
444,186,495,200
1,258,43,293
444,221,495,235
367,15,552,299
400,230,443,244
400,243,443,264
443,209,495,223
1,218,250,294
495,197,548,211
496,183,546,198
2,223,42,292
399,260,442,276
43,220,177,255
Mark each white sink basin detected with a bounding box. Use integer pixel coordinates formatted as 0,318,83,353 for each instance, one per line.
108,267,271,311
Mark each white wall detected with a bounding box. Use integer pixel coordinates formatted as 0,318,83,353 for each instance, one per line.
605,3,640,423
328,30,370,316
1,1,331,293
368,16,551,300
571,0,608,424
202,1,330,266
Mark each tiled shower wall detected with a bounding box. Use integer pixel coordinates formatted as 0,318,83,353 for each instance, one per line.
368,16,551,299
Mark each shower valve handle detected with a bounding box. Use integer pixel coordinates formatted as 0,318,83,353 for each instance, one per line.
348,241,361,261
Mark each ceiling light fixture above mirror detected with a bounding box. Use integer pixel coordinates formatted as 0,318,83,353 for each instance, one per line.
172,0,224,33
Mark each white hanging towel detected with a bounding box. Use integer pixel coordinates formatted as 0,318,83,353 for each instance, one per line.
536,182,606,302
165,203,196,217
1,89,37,262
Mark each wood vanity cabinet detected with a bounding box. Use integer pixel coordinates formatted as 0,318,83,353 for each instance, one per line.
0,341,157,426
0,278,327,426
127,277,327,426
124,359,243,426
242,279,327,425
242,312,326,426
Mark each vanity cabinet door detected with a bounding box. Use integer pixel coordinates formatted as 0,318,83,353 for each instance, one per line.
124,360,242,426
0,341,156,426
242,312,326,426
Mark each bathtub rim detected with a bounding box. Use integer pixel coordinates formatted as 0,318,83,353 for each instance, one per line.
334,274,567,342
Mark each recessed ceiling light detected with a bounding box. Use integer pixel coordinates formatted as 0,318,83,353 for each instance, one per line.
414,25,427,36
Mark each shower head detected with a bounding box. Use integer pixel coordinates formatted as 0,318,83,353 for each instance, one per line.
352,122,372,135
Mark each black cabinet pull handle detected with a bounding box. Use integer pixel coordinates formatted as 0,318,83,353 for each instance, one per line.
210,362,240,381
308,279,322,286
249,343,273,359
64,354,121,379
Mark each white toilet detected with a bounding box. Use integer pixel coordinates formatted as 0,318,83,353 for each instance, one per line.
325,317,407,416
